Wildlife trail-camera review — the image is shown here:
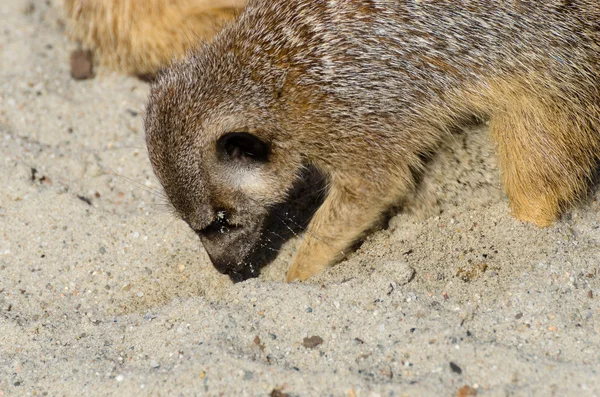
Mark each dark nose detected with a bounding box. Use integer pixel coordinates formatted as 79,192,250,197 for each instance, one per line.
192,210,236,239
201,244,260,282
202,246,240,274
192,211,240,240
190,211,262,282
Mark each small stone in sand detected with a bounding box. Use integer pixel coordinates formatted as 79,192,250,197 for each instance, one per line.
456,263,487,282
302,335,324,348
70,49,94,80
77,195,92,206
270,388,290,397
379,260,415,286
457,385,477,397
253,335,265,351
449,361,463,374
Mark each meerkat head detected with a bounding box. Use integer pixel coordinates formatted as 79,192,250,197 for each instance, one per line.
144,40,313,281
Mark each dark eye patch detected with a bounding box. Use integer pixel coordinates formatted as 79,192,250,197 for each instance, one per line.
217,132,270,162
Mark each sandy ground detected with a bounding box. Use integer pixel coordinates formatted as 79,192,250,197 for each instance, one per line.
1,1,600,396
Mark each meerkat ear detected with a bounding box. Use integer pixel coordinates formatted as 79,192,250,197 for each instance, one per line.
217,132,270,163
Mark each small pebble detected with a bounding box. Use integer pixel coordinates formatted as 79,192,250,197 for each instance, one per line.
116,375,124,382
377,261,415,286
449,362,462,374
379,365,393,379
270,388,290,397
457,385,477,397
70,49,94,80
302,335,324,348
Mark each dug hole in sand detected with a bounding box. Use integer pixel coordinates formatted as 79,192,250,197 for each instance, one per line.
1,1,599,396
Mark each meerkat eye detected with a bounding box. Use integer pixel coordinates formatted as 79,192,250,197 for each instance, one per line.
217,132,270,162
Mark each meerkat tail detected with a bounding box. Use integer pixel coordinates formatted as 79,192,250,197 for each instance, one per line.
63,0,247,76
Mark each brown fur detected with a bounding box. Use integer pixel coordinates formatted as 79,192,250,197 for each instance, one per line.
144,0,600,282
63,0,246,75
483,81,600,226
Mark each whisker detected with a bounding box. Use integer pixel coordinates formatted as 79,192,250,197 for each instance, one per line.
161,214,185,243
261,199,345,253
265,229,287,243
105,167,167,200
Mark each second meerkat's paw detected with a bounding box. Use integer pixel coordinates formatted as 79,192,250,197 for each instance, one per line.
63,0,247,76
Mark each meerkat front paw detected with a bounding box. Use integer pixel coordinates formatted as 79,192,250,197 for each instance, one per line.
285,177,405,282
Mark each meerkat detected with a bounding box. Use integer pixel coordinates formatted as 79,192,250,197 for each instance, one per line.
63,0,247,76
145,0,600,282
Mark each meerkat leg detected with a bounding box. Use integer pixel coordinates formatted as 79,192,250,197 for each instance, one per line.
286,178,404,282
489,95,600,226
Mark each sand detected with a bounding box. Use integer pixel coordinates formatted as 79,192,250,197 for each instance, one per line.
1,1,600,396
